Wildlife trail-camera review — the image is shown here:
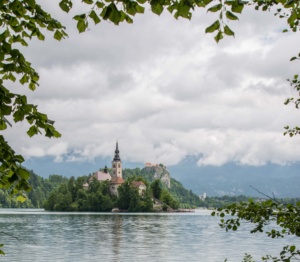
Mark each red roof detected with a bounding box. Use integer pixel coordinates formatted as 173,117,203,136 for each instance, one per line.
110,177,124,184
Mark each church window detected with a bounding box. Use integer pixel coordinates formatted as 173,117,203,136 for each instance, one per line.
113,164,115,168
118,164,120,168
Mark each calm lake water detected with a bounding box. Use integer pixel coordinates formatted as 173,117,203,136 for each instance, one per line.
0,209,296,262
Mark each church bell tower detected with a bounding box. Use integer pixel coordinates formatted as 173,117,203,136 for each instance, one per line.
112,141,122,179
110,141,124,196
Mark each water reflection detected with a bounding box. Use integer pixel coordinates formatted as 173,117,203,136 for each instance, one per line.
0,210,297,262
112,215,122,259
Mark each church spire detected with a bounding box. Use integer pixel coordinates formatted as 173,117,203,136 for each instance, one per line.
113,141,121,161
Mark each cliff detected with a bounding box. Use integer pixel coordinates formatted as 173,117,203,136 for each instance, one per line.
141,165,171,188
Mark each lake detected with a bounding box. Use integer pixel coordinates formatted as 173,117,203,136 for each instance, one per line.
0,209,296,261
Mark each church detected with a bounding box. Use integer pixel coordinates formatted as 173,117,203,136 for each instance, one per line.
83,142,125,196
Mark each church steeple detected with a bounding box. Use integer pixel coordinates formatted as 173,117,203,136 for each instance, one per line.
110,141,124,196
113,141,121,161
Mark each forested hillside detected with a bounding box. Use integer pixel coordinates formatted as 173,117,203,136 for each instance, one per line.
2,167,297,210
0,170,68,208
123,166,202,208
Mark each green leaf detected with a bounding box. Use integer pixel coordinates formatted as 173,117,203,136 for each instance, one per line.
25,0,36,8
20,74,29,85
27,126,39,137
37,31,45,41
96,1,105,8
224,25,235,36
0,119,7,130
16,195,27,203
59,0,73,13
203,0,213,5
29,82,36,91
18,168,30,180
13,110,24,123
288,11,297,25
8,73,16,82
226,11,239,20
0,104,12,115
73,14,86,21
205,20,220,33
108,4,122,25
54,30,64,41
83,0,94,4
214,31,223,43
77,20,88,33
135,4,145,13
284,0,294,8
207,4,222,12
89,10,101,24
175,3,192,19
231,2,244,13
125,15,133,23
290,56,297,61
151,0,164,15
13,155,25,163
290,245,296,252
167,3,178,13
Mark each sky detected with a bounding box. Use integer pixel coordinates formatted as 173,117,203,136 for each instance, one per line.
4,1,300,173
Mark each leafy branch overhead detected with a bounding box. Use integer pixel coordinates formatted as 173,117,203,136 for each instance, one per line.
212,199,300,261
59,0,300,42
0,0,64,197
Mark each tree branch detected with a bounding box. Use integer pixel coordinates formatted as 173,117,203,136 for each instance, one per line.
249,185,281,204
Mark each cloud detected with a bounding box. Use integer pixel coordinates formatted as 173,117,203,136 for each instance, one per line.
3,2,300,170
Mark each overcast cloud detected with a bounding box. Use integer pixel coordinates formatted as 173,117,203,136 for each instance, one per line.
4,1,300,168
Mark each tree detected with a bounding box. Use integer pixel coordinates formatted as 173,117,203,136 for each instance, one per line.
160,190,179,210
151,179,162,199
0,1,66,202
212,198,300,261
117,178,153,212
117,179,137,210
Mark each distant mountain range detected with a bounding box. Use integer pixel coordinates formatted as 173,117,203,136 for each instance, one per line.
168,156,300,198
24,155,300,198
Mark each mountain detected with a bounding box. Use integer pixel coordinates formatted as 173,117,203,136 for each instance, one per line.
168,156,300,198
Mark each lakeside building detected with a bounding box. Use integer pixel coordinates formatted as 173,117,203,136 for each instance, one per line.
132,181,146,195
199,192,207,201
